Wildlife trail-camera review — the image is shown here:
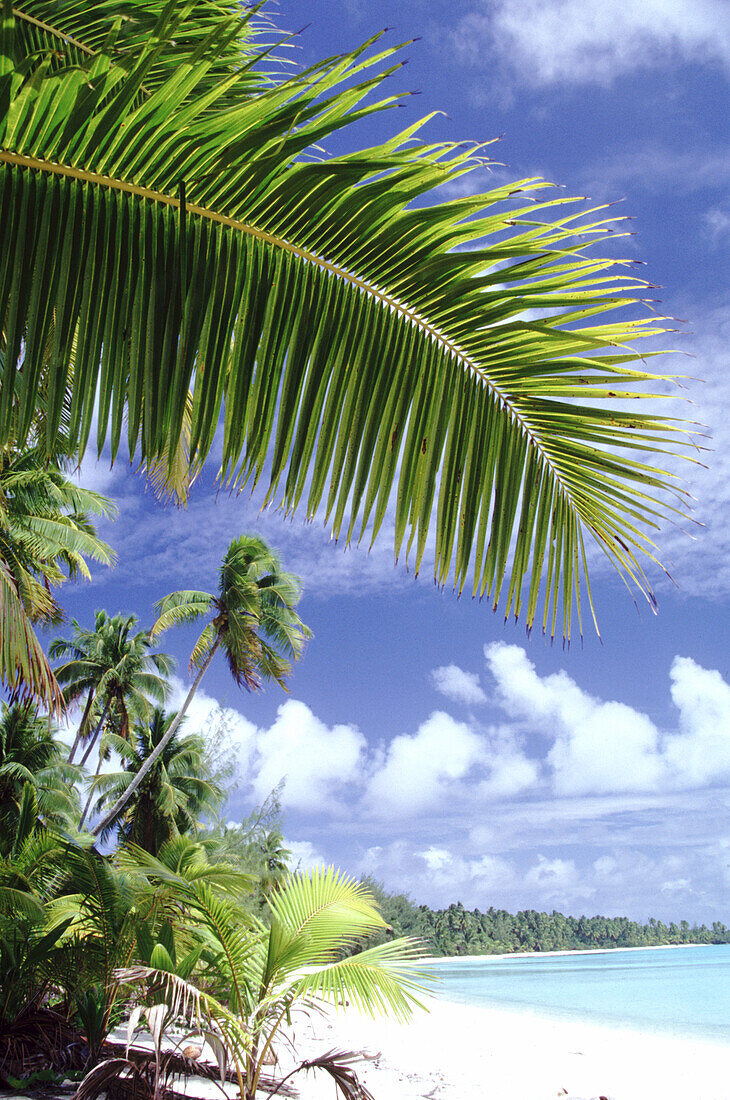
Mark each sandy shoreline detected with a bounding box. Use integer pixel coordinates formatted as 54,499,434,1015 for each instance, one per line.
280,994,730,1100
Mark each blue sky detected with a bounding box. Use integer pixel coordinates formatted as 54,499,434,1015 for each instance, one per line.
50,0,730,924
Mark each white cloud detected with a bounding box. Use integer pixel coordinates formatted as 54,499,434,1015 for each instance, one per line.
547,700,667,796
286,838,330,872
365,711,486,816
419,846,453,872
484,643,730,795
251,699,366,813
412,845,516,895
479,750,540,799
453,0,730,86
431,664,486,705
703,203,730,244
663,657,730,785
525,855,580,891
169,677,257,774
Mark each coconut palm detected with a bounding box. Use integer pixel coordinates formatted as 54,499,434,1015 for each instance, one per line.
0,444,117,711
89,708,225,854
257,829,291,898
119,849,426,1100
92,534,310,838
51,610,174,770
0,0,689,663
0,703,79,840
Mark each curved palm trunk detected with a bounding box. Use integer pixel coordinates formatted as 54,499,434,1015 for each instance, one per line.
91,637,221,839
68,691,96,763
78,749,105,829
77,698,111,767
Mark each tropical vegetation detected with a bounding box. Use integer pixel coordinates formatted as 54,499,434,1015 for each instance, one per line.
1,0,690,701
0,0,700,1094
89,707,225,852
363,884,730,956
91,534,311,838
0,530,427,1098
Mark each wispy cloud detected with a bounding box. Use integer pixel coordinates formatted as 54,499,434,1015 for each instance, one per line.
703,202,730,245
451,0,730,87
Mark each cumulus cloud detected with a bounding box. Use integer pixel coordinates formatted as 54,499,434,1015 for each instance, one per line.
452,0,730,86
663,657,730,785
525,855,584,899
365,711,486,816
431,664,487,705
251,699,366,813
169,677,258,774
286,838,330,872
484,643,730,795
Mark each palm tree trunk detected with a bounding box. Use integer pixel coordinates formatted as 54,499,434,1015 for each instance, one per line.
78,699,111,768
91,637,221,839
78,749,105,829
68,691,95,763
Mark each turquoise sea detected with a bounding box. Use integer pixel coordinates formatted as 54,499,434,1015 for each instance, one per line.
430,944,730,1044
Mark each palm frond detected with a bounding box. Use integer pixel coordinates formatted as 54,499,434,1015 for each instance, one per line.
0,3,691,637
0,560,64,711
292,939,429,1022
114,963,251,1065
151,593,215,637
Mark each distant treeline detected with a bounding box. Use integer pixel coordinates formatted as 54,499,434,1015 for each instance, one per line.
362,880,730,956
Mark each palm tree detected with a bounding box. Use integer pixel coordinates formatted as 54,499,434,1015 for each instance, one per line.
92,535,310,838
0,0,688,660
50,610,174,767
0,703,79,839
118,850,426,1100
89,708,224,854
257,828,291,898
0,444,117,711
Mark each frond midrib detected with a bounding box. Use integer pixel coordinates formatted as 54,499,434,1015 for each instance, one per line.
12,7,95,57
0,150,584,521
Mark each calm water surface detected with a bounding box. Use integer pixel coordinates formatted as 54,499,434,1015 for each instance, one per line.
430,945,730,1043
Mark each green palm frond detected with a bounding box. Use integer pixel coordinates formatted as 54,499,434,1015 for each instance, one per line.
0,562,63,709
151,592,215,637
11,0,287,99
0,2,691,638
121,838,255,895
268,866,387,947
0,881,45,919
292,939,429,1022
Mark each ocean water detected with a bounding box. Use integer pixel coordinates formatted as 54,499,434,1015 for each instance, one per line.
429,945,730,1043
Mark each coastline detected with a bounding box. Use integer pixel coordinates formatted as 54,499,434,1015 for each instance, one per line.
282,993,730,1100
415,941,710,964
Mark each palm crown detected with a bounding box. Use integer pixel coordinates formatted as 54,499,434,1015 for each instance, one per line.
90,707,224,853
0,446,116,710
51,610,174,766
153,534,311,691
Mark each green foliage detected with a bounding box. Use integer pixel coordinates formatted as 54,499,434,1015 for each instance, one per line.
92,534,310,838
362,886,730,956
89,708,225,853
51,609,174,768
0,445,116,710
0,703,79,841
1,0,690,645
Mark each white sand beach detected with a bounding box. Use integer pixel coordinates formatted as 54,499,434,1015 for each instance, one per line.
279,995,730,1100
